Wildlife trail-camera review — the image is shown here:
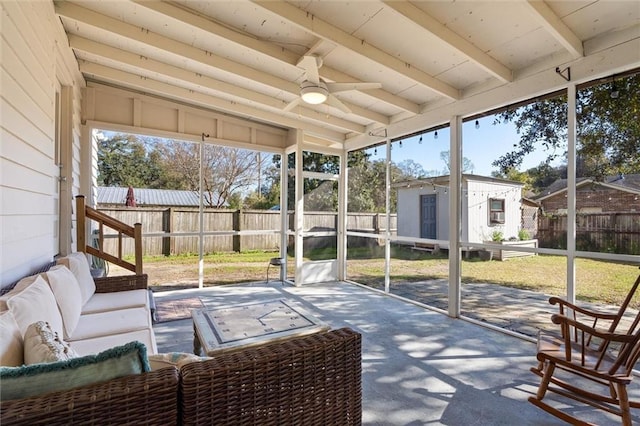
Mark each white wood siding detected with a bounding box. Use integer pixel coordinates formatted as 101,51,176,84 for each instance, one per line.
465,180,522,243
396,186,447,240
1,1,84,286
396,178,523,244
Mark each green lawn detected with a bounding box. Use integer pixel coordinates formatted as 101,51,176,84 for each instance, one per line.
134,247,639,306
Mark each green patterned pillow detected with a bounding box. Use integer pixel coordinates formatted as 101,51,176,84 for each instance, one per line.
0,341,150,401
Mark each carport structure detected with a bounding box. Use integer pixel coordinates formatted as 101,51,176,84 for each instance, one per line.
2,1,639,318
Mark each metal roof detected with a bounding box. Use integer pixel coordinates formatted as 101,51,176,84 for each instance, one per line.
392,173,525,188
97,187,202,207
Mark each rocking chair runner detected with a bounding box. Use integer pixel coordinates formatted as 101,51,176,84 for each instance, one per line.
530,274,640,425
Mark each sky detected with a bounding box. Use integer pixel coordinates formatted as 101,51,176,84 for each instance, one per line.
370,114,559,177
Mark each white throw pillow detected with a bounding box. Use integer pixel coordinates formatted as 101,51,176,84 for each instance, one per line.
23,321,78,365
57,252,95,305
6,275,64,338
46,265,83,339
0,311,23,366
0,274,44,311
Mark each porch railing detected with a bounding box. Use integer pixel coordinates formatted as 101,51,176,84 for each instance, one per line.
76,195,143,275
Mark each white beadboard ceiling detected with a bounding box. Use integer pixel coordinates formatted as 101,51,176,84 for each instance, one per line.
55,0,640,148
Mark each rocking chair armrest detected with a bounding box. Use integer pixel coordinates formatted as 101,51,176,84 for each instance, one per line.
548,297,619,321
551,314,635,343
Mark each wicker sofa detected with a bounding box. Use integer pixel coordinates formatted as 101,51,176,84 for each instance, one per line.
1,328,361,425
0,259,363,425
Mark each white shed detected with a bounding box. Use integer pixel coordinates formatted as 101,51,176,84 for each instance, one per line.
394,174,524,244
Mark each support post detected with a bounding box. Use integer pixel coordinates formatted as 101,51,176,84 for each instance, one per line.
134,223,143,275
76,195,86,253
448,116,462,318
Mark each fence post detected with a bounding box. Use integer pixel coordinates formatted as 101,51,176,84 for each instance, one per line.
162,208,172,256
233,209,242,252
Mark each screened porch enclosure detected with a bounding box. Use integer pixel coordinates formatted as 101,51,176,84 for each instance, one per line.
2,0,639,338
90,68,640,342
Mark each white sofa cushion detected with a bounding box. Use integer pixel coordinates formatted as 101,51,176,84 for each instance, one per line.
23,321,79,365
7,275,64,338
82,289,149,314
68,306,152,342
0,274,44,312
0,311,23,366
57,252,95,305
70,329,158,356
46,265,83,339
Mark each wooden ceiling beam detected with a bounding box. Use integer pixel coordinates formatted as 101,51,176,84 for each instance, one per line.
383,1,513,83
131,0,417,115
55,1,387,126
253,0,461,100
524,0,583,58
69,35,367,134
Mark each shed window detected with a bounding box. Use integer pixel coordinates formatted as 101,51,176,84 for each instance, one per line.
489,198,505,224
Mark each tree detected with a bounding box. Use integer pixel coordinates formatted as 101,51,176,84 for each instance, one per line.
244,155,281,209
154,141,260,208
274,151,342,211
347,152,382,212
97,134,164,188
493,72,640,179
439,151,475,174
397,159,427,178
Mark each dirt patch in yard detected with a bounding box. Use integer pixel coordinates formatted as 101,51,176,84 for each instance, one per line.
108,260,274,292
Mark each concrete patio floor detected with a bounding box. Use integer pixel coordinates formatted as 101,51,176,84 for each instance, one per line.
152,281,640,425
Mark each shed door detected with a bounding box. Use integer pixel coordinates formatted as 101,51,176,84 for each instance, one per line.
420,194,437,239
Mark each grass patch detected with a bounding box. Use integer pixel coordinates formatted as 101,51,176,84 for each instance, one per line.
133,247,639,307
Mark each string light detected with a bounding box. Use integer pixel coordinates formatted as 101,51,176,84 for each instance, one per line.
434,131,438,139
418,135,422,144
475,120,480,129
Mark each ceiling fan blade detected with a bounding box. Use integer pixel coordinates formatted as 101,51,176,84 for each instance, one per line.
297,55,320,84
325,95,352,114
283,98,302,112
326,82,382,93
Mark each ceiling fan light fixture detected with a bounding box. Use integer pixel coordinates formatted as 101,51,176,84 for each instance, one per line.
300,86,328,104
300,80,329,104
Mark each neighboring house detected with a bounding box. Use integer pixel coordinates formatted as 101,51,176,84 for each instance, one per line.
534,174,640,214
394,174,525,244
97,187,226,208
520,197,541,239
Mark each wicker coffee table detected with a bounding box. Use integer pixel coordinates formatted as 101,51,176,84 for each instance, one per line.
192,299,330,355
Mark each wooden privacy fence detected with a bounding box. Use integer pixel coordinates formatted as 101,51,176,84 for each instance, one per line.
537,213,640,254
97,208,396,257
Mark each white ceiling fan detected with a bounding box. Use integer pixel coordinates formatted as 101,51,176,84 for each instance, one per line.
284,55,382,114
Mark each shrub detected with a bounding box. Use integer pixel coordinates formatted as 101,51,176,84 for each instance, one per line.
491,230,504,242
518,229,530,240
